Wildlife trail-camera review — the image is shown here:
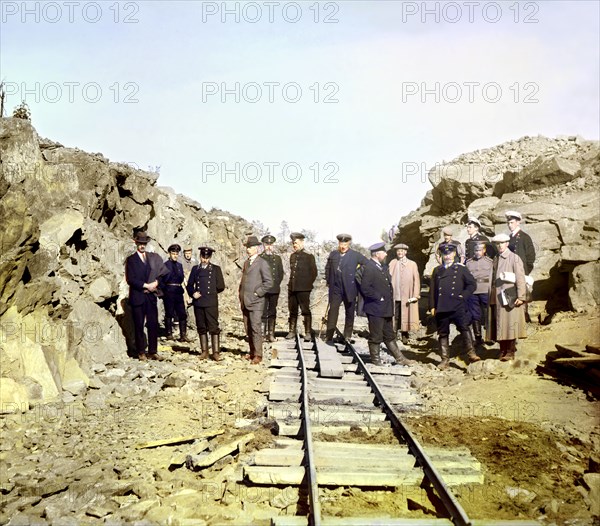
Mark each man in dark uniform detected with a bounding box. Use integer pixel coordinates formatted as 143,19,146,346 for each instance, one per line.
186,247,225,361
429,244,479,369
159,244,191,342
125,231,168,361
505,211,535,275
358,242,413,366
465,242,493,345
464,217,495,260
506,210,535,322
286,232,318,342
324,233,368,344
260,234,284,342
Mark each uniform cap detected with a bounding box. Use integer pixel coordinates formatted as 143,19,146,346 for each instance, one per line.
290,232,305,241
336,233,352,242
505,210,522,221
492,233,510,243
439,243,457,254
261,235,276,244
467,217,481,228
198,246,215,257
368,242,386,254
168,244,181,253
244,236,261,247
394,243,409,250
442,226,453,236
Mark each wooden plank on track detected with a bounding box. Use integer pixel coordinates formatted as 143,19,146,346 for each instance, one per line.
272,517,456,526
276,421,391,436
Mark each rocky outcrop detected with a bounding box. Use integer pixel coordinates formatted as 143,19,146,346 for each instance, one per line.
0,118,252,411
393,135,600,314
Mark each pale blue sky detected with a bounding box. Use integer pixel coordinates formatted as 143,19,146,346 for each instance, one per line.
2,0,598,245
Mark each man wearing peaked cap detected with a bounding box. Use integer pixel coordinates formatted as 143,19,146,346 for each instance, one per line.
357,242,413,366
324,233,368,344
125,231,169,361
159,243,192,343
186,246,225,361
429,243,479,369
287,231,318,342
505,210,535,275
239,236,274,364
465,217,495,260
389,242,420,345
260,234,284,342
435,226,464,264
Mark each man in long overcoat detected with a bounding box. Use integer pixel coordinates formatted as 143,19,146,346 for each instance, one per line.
359,243,412,366
488,233,527,361
388,243,420,344
240,236,274,364
324,233,368,344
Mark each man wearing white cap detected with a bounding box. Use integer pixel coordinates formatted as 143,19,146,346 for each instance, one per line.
389,243,420,344
505,211,535,275
488,233,527,361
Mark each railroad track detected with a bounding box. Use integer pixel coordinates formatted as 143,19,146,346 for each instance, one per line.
245,333,539,526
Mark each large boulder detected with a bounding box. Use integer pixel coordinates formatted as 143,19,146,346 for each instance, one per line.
569,261,600,312
504,155,581,192
428,164,491,214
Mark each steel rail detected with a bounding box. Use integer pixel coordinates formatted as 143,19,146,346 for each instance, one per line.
296,334,322,526
338,332,472,526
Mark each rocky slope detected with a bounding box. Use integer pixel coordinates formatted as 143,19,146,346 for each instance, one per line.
0,118,252,411
393,134,600,314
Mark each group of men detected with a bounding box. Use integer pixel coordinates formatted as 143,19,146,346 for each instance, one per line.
125,209,535,369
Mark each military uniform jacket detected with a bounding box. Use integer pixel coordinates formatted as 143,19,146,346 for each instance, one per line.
325,249,368,301
465,232,496,260
288,250,318,292
159,259,185,295
508,230,535,275
466,256,493,295
126,252,168,306
429,263,476,313
186,263,225,308
359,259,394,318
260,253,284,294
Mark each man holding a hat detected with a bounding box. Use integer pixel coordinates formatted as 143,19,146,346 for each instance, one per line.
186,247,225,360
389,243,420,345
286,232,318,342
465,217,495,260
323,233,368,344
159,244,191,342
488,233,527,361
125,231,169,361
429,243,479,369
358,242,413,366
239,236,274,364
435,226,464,264
259,235,284,342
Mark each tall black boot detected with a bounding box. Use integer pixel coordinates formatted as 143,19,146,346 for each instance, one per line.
179,319,193,343
267,318,276,342
384,339,414,366
211,334,221,361
164,317,173,340
368,343,383,366
303,315,312,343
472,320,483,345
463,330,480,363
285,317,297,339
199,334,209,360
438,336,449,370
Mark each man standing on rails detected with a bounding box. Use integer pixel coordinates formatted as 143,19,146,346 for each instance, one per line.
388,242,420,345
429,244,479,370
358,242,413,366
323,233,368,345
259,234,284,342
286,232,318,342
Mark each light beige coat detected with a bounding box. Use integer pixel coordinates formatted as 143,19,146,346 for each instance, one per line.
389,258,420,332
